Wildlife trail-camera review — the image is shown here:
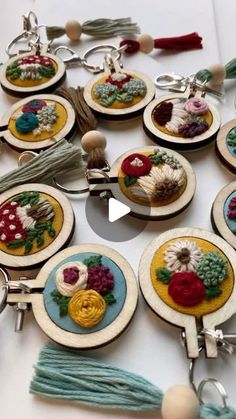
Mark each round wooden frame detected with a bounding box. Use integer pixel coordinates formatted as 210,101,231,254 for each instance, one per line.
211,181,236,249
215,119,236,173
0,183,75,269
7,244,138,349
143,94,221,151
139,227,236,359
0,52,66,97
83,69,155,120
0,94,76,152
89,146,196,220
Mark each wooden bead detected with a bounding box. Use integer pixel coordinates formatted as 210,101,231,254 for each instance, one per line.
161,385,199,419
138,34,154,53
208,64,226,85
65,20,82,41
81,130,107,152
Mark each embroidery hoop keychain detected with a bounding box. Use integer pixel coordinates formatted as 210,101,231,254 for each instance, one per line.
54,43,156,120
143,73,221,151
0,243,138,347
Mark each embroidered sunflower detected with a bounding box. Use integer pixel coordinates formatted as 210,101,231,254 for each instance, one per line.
164,240,202,272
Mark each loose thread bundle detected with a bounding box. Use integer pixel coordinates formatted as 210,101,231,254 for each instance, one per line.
56,86,97,135
0,139,85,193
196,58,236,83
46,18,140,41
30,343,236,418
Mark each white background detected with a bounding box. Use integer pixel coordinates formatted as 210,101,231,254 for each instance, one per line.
1,1,236,418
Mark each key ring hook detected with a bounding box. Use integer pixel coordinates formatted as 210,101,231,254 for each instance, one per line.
0,266,10,314
6,31,40,58
198,378,228,409
22,11,38,33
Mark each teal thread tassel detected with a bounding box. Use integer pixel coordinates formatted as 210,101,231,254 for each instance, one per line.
30,343,236,417
200,404,236,418
30,343,163,411
196,58,236,83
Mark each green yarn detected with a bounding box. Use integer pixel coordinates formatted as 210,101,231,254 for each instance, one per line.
197,252,228,286
200,404,236,419
30,343,163,411
196,58,236,83
16,112,38,134
156,268,172,284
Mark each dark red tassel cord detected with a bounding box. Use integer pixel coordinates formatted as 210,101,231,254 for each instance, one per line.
120,32,203,54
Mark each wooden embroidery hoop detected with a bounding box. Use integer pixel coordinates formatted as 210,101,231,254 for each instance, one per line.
211,181,236,249
83,57,155,120
0,183,75,270
0,94,76,152
6,244,138,349
139,227,236,359
143,92,221,151
0,52,66,97
215,119,236,173
88,146,196,220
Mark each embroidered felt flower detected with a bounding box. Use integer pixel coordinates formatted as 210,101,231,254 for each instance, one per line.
130,164,185,202
87,264,114,295
178,120,209,138
68,289,106,328
153,100,188,133
22,99,47,114
184,97,209,115
121,153,152,177
164,240,202,272
106,72,132,88
55,261,88,297
227,197,236,219
196,252,228,286
168,271,205,306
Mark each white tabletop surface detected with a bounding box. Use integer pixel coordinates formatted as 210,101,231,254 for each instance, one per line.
1,1,236,418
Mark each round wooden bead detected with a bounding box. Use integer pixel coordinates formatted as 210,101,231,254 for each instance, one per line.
209,64,226,85
81,130,107,152
161,385,199,419
138,34,154,53
65,20,82,41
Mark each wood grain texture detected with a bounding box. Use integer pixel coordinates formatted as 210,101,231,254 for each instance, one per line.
0,53,66,97
215,119,236,173
83,70,155,120
0,94,75,151
211,181,236,249
7,244,138,349
0,183,75,269
143,94,221,151
139,227,236,358
89,146,196,220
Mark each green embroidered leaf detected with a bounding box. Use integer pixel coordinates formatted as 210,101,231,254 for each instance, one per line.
148,154,163,165
29,196,40,207
83,255,102,267
36,234,44,247
51,289,70,317
35,221,47,230
46,223,56,237
206,286,222,299
6,239,26,249
124,175,137,187
24,240,33,255
156,268,172,284
103,293,116,305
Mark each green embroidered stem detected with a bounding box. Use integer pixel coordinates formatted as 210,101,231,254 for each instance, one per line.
46,17,140,41
0,139,85,193
196,58,236,83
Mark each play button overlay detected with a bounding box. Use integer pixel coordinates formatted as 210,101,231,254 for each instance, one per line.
85,194,149,242
108,198,131,222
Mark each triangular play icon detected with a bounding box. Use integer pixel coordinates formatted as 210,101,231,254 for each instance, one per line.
108,198,131,223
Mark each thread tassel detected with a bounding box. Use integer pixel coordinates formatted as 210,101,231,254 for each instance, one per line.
154,32,203,51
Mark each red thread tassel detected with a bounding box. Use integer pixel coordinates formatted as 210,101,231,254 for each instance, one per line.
154,32,202,51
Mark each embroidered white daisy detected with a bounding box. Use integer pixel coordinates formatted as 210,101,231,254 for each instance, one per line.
16,205,35,229
164,240,203,272
131,164,186,202
165,100,188,133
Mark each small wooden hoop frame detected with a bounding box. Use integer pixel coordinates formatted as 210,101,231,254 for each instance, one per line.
215,119,236,173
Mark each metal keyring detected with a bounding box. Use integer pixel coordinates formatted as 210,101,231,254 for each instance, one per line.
6,31,40,58
198,378,228,408
53,167,111,194
0,266,10,314
18,150,38,167
83,44,121,73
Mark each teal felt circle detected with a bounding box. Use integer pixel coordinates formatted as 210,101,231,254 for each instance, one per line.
43,252,127,334
16,112,38,133
226,127,236,158
224,191,236,234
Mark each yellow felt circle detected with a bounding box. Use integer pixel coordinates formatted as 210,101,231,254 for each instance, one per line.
151,99,213,138
8,101,68,142
91,75,146,110
118,151,187,207
0,192,63,256
150,237,234,318
68,289,106,328
6,59,58,88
